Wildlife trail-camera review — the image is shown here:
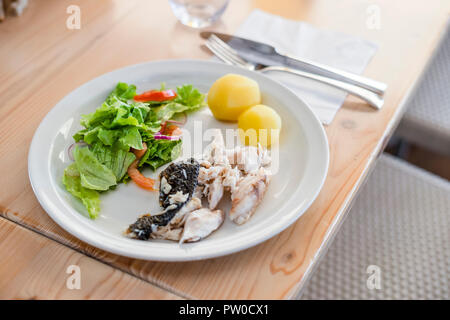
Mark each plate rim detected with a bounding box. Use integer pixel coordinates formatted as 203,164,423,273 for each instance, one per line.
28,59,329,261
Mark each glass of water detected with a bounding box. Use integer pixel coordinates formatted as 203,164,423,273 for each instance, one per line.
169,0,230,28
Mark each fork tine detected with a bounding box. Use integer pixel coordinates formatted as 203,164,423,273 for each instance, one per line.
205,40,236,66
206,37,247,67
207,41,237,65
209,35,249,65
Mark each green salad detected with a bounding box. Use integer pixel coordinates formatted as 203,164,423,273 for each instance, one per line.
63,82,205,219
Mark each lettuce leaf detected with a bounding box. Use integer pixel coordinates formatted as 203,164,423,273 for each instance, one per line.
65,82,204,219
79,83,140,130
154,85,205,122
139,138,182,171
80,103,116,129
174,84,205,107
73,146,117,191
91,143,136,182
119,127,143,150
107,82,136,102
76,126,150,149
63,163,101,219
97,128,118,146
131,103,150,123
155,102,191,122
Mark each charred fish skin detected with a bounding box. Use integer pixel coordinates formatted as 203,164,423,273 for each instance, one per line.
159,158,200,210
128,209,182,240
127,207,186,240
127,214,155,240
128,158,200,241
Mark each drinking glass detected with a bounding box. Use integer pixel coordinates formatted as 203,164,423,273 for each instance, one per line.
169,0,230,28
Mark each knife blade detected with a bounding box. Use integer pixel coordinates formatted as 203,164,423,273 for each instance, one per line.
201,31,287,67
200,31,387,95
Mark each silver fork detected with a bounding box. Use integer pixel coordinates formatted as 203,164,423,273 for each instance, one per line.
205,35,384,110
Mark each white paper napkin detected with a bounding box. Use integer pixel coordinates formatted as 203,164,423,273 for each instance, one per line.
234,9,378,124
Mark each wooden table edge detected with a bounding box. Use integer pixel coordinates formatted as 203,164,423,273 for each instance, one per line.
0,216,185,300
0,214,194,300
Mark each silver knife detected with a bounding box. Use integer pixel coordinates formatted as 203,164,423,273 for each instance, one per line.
200,31,387,96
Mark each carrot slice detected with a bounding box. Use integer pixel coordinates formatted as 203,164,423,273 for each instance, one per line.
128,143,156,191
163,124,182,136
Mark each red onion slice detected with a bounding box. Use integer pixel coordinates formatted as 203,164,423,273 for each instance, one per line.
153,134,182,141
67,142,88,161
167,111,187,126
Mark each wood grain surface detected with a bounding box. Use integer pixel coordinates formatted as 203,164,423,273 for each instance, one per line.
0,217,180,299
0,0,449,299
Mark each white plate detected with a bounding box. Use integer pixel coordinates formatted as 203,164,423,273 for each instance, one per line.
28,60,329,261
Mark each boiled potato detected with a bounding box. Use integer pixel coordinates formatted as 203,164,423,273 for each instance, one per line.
208,74,261,121
238,104,282,148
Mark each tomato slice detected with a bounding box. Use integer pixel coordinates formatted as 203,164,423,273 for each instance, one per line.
133,89,177,102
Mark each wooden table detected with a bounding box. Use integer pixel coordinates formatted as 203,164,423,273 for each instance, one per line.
0,0,448,299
